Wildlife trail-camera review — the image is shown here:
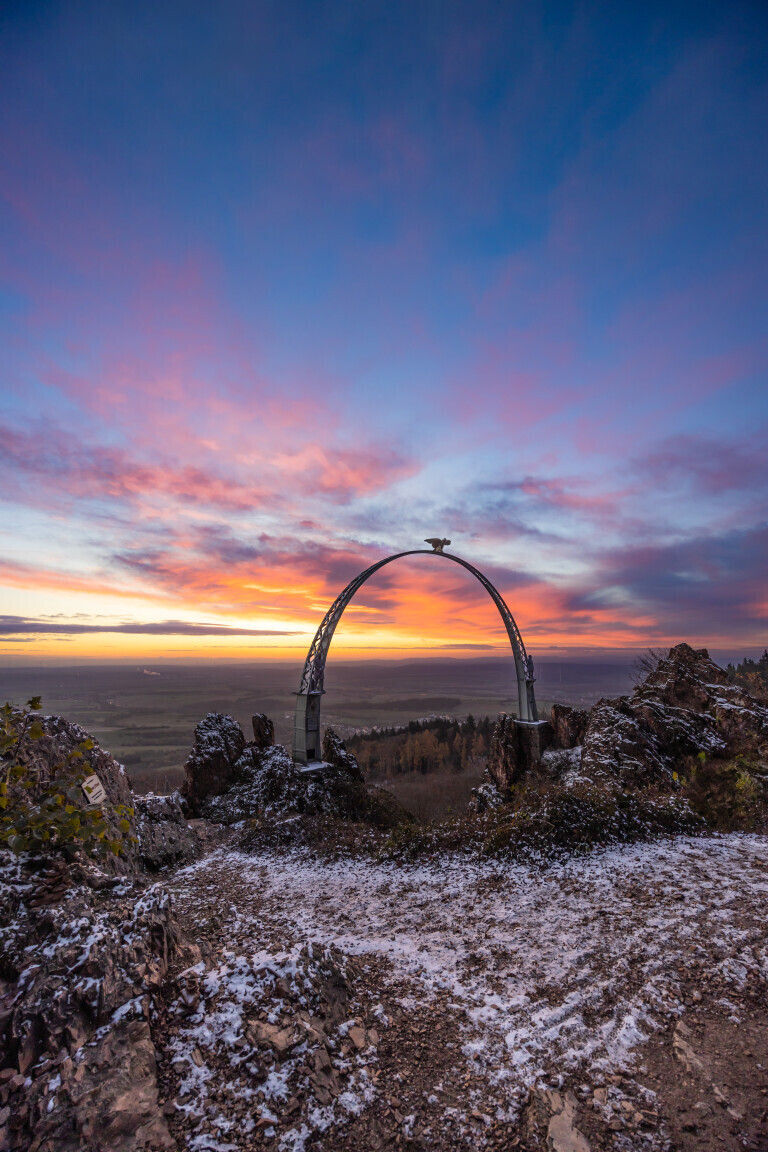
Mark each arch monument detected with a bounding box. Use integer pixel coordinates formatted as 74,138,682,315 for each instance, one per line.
293,542,540,765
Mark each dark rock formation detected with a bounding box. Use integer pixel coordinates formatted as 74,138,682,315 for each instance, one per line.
134,793,201,872
579,643,768,789
251,713,275,747
469,780,504,812
182,714,402,825
322,727,364,781
475,643,768,801
486,715,554,797
181,712,247,811
203,744,306,824
204,734,408,829
0,852,196,1151
550,703,590,749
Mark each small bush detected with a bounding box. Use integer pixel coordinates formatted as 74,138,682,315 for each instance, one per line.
478,786,703,858
682,754,768,831
0,699,135,859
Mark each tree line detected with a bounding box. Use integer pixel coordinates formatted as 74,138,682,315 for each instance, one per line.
726,651,768,700
345,715,494,779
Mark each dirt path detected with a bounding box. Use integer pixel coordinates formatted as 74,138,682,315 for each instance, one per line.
153,835,768,1151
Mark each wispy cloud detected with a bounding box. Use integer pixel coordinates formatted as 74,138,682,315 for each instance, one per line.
0,616,303,637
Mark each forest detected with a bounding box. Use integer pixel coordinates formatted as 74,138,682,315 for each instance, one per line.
345,714,494,779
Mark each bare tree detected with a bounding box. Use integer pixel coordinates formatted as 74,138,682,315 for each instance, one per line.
631,647,670,686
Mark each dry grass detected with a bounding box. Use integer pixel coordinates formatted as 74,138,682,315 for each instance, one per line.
370,766,485,823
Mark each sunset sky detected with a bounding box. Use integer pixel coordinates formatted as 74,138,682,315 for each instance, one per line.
1,1,766,663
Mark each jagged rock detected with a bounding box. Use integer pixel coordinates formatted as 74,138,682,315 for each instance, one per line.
486,714,554,797
641,644,768,751
550,703,590,749
11,713,138,874
134,792,201,871
580,644,768,789
0,853,189,1151
245,1018,300,1059
251,713,275,747
477,644,768,799
206,738,410,828
673,1019,708,1077
69,1018,176,1150
181,712,247,811
204,745,306,824
322,728,364,781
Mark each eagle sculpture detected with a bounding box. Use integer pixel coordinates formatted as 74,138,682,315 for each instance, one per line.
424,537,451,553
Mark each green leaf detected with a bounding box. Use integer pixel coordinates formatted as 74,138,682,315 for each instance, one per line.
26,696,43,711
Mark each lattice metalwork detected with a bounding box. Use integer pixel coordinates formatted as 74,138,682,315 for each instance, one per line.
294,549,538,762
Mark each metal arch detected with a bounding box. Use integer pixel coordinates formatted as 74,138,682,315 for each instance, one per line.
293,549,538,763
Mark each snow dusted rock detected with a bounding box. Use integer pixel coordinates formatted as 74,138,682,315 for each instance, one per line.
478,644,768,800
580,644,768,789
0,852,192,1151
640,643,768,752
203,744,306,824
13,713,139,875
322,727,364,781
162,939,374,1142
181,712,247,811
251,712,274,747
469,780,504,813
134,792,201,872
205,738,409,827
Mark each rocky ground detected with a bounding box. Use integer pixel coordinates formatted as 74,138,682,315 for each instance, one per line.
3,644,768,1151
152,834,768,1152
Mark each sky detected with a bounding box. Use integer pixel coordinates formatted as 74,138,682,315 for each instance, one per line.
0,0,766,664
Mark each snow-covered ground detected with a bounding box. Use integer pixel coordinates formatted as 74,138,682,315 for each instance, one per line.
164,834,768,1149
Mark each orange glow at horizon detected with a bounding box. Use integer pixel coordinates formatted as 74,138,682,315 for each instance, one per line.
0,550,741,661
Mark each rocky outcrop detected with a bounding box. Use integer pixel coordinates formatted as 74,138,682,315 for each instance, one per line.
322,727,364,781
12,713,139,875
579,644,768,789
203,744,306,824
204,734,408,828
550,703,590,749
486,715,554,797
180,714,407,828
134,793,200,872
181,713,246,811
251,712,274,748
475,644,768,800
0,852,196,1151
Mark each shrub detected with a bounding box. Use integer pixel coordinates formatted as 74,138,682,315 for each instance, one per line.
0,698,135,858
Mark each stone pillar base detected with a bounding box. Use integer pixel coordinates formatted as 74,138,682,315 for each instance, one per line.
487,715,554,796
